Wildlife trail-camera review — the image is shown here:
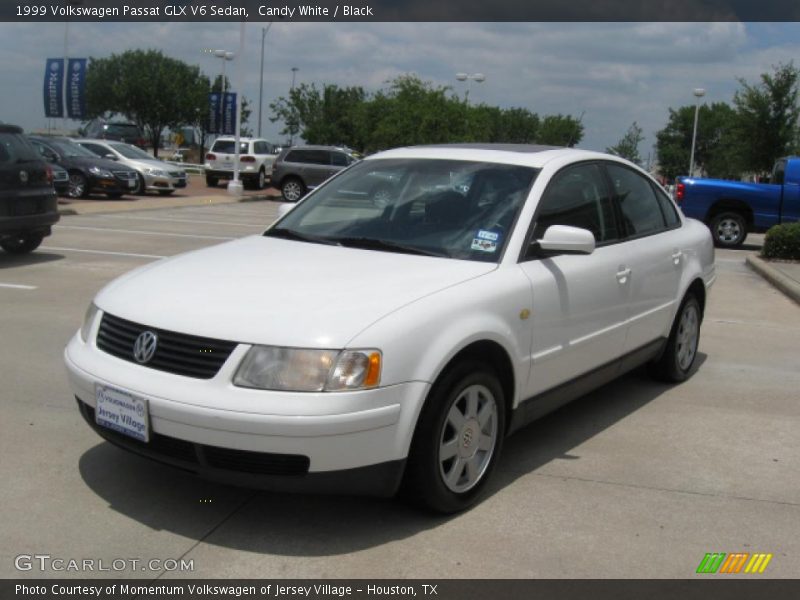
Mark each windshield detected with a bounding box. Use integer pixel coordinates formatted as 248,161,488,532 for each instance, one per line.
106,124,140,136
47,139,98,158
109,142,154,160
267,158,538,262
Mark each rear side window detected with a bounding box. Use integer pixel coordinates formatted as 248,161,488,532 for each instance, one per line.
653,185,681,228
331,152,349,167
80,143,108,157
606,163,667,237
285,150,329,165
0,133,40,164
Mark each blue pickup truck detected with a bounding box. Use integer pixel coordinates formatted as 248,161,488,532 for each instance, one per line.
676,157,800,247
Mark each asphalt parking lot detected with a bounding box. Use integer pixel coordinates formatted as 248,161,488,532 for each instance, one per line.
0,203,798,579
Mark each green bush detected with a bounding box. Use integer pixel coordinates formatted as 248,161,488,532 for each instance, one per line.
762,222,800,260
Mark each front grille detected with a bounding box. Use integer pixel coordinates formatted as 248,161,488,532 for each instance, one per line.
79,400,310,476
112,170,136,180
96,312,237,379
169,171,184,178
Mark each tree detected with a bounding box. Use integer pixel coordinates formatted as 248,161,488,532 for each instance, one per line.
607,122,644,163
537,114,584,146
85,49,209,157
732,62,800,175
655,102,741,180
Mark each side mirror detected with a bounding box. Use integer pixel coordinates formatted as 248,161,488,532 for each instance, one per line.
535,225,596,256
104,153,118,161
277,203,295,218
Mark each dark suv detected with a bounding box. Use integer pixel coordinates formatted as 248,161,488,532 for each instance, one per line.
81,120,146,148
271,145,359,201
0,125,59,254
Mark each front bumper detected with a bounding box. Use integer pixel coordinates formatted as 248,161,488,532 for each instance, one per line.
64,331,428,495
204,167,269,183
143,173,187,192
88,175,136,195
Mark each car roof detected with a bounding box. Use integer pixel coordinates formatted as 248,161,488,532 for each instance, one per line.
368,143,613,169
284,145,352,152
0,124,23,134
212,137,268,142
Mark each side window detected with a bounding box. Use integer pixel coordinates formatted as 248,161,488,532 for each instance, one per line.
285,150,305,163
330,152,348,167
652,184,680,228
82,143,106,157
254,141,266,154
606,164,667,237
532,163,620,244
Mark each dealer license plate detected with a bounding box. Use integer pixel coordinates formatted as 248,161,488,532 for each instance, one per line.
128,179,137,188
95,384,150,442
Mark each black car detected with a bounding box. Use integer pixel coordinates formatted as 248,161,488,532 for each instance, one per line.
28,136,138,199
0,125,59,254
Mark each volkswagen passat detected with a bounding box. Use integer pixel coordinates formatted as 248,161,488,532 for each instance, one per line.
65,144,715,512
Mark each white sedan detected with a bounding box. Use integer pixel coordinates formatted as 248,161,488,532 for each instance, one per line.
65,144,715,513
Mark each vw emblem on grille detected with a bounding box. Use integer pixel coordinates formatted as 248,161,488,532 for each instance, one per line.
19,170,28,184
133,331,158,364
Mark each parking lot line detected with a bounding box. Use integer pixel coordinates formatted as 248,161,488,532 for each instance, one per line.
55,225,235,241
94,215,262,228
40,246,166,259
0,283,37,290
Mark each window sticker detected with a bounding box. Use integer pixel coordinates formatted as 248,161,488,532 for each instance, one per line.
476,229,500,242
471,238,498,253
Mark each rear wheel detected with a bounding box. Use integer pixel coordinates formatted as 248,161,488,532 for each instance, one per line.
1,234,44,255
710,212,746,248
256,168,267,190
206,175,219,188
403,361,505,513
281,177,305,202
649,294,702,382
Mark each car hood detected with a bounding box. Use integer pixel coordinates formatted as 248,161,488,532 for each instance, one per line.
95,236,497,348
123,158,174,171
61,156,125,171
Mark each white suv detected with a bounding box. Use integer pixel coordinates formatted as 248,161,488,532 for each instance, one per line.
204,137,278,190
65,144,715,513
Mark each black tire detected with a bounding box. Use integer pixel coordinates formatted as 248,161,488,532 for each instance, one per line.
206,175,219,188
256,168,267,190
158,190,174,196
403,361,506,513
709,212,747,248
649,294,702,383
1,234,44,255
68,171,89,199
281,177,305,202
134,173,146,195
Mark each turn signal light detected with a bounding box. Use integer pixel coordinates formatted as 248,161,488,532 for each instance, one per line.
45,165,53,184
364,352,382,388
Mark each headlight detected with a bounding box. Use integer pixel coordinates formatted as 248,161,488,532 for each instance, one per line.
233,346,382,392
146,168,166,177
80,303,99,343
88,166,113,178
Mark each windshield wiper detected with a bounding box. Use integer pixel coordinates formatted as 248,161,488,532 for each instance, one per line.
264,227,338,246
334,237,449,257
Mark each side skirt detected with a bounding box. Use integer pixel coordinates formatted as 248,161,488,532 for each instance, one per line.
507,338,667,435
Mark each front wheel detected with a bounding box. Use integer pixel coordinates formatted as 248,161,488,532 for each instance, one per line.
649,294,702,382
710,212,747,248
68,172,88,198
403,362,505,513
134,173,146,195
1,233,44,255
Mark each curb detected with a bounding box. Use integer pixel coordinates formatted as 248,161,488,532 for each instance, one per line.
746,254,800,306
57,192,281,216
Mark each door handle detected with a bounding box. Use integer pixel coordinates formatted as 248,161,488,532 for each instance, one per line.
671,250,682,265
616,267,632,284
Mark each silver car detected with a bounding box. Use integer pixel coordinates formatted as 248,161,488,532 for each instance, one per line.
75,139,187,196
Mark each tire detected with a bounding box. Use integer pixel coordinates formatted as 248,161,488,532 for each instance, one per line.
403,361,506,513
68,172,89,199
206,175,219,188
709,212,747,248
158,190,174,196
281,177,305,202
649,294,702,383
256,168,267,190
134,173,146,195
1,233,44,255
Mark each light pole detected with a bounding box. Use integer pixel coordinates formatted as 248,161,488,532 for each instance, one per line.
257,23,273,138
455,72,485,105
289,67,299,146
228,23,246,197
212,49,235,97
689,87,706,177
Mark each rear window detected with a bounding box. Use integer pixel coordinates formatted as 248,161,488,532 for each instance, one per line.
0,133,40,164
211,140,248,154
106,124,140,136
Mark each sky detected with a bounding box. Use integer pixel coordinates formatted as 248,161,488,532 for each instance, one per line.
2,21,800,162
